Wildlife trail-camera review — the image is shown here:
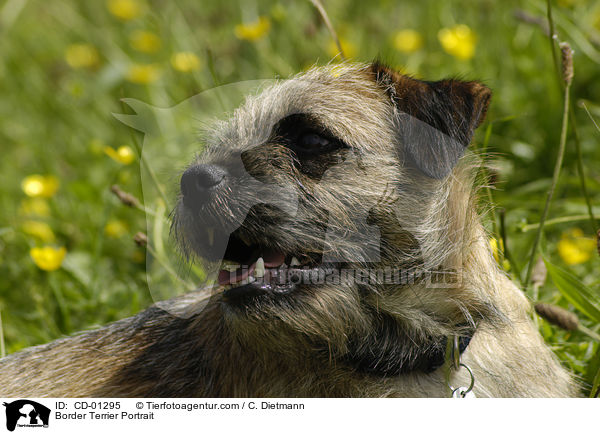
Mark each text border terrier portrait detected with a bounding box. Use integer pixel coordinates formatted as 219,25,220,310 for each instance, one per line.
0,62,578,397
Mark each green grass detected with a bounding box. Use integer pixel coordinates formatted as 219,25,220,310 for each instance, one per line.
0,0,599,395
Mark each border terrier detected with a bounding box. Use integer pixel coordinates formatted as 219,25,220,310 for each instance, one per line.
0,62,577,397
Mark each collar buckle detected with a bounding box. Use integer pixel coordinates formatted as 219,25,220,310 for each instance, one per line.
445,334,477,398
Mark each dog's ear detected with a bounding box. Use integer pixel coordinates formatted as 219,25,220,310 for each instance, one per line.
370,62,491,179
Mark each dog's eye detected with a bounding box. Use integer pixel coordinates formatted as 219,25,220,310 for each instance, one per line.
296,132,333,153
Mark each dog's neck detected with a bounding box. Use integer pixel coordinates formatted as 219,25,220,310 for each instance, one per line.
341,164,505,377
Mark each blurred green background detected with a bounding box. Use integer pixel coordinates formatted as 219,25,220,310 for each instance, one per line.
0,0,599,394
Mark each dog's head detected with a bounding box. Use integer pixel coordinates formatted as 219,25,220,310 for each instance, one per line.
172,63,491,359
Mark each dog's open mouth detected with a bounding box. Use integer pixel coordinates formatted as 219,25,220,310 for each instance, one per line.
215,228,339,301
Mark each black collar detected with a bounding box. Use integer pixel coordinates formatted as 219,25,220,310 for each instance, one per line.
342,315,475,377
424,331,473,373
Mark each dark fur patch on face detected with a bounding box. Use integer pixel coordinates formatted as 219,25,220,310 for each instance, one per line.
268,113,350,180
370,62,491,179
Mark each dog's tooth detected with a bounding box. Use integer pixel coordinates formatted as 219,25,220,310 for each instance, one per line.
207,227,214,245
254,257,265,278
290,257,300,267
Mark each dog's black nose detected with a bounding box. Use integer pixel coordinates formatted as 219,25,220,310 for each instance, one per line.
180,164,227,205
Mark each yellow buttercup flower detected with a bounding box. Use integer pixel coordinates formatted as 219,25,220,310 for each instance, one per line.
30,246,66,271
489,238,510,271
126,64,161,84
171,52,201,72
234,16,271,41
104,145,136,165
557,228,596,265
21,175,59,198
104,219,129,239
438,24,477,60
65,44,100,69
107,0,143,21
22,221,56,243
19,198,51,217
489,237,502,262
393,29,423,53
327,38,357,59
129,30,161,53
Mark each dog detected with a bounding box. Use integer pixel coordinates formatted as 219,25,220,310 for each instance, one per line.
0,62,577,397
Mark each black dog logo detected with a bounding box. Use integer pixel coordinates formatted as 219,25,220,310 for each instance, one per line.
3,400,50,432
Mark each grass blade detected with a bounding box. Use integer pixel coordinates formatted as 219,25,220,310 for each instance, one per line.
587,344,600,398
544,259,600,323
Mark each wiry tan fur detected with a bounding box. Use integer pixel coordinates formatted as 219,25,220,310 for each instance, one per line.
0,63,577,397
